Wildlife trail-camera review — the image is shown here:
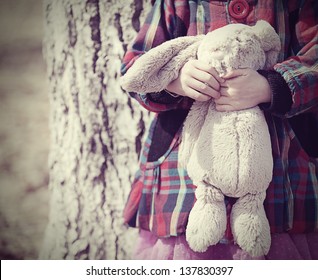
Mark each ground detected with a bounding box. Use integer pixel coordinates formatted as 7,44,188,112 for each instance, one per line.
0,0,50,259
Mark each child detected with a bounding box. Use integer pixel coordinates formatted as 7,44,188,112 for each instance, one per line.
121,0,318,259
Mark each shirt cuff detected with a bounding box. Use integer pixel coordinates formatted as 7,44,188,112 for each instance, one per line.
148,90,183,104
257,70,293,115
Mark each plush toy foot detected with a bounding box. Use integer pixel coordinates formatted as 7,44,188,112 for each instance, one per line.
186,184,226,252
231,193,271,257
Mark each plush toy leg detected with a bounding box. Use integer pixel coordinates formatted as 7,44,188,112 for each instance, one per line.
186,182,227,252
231,192,271,257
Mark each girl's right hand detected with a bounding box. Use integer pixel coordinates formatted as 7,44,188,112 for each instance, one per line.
165,59,223,101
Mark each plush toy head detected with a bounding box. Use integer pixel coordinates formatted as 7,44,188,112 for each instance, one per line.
197,21,280,75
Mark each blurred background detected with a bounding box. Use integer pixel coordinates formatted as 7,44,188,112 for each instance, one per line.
0,0,50,259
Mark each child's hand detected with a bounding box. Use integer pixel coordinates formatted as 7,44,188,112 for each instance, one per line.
165,60,223,101
215,69,271,111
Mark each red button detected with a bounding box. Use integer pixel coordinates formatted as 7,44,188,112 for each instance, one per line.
229,0,249,20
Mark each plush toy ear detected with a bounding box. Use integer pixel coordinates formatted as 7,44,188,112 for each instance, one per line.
121,35,204,94
252,20,281,69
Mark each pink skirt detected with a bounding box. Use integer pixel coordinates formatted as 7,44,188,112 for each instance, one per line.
133,230,318,260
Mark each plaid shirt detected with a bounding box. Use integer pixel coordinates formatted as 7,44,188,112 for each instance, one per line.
121,0,318,239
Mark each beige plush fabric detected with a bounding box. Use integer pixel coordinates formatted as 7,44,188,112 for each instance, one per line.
121,35,204,93
121,20,281,257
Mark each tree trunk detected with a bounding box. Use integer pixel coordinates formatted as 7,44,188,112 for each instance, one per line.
40,0,152,260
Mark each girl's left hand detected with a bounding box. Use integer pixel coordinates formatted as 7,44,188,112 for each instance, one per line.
215,68,271,112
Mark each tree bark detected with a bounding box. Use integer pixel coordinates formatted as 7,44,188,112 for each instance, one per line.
40,0,152,260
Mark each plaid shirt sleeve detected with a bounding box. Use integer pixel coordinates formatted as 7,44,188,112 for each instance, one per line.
120,0,192,113
274,0,318,117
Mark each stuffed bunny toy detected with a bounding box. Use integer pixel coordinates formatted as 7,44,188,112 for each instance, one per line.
121,20,281,257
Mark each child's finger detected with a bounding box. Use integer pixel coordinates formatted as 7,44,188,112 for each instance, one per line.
222,69,247,79
187,78,220,99
189,68,222,92
191,60,224,84
206,66,225,84
185,87,211,101
215,103,234,112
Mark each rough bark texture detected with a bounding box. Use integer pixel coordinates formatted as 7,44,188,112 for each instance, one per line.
40,0,152,260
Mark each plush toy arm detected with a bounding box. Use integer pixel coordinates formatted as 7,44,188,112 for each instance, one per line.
178,100,211,168
120,35,204,94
